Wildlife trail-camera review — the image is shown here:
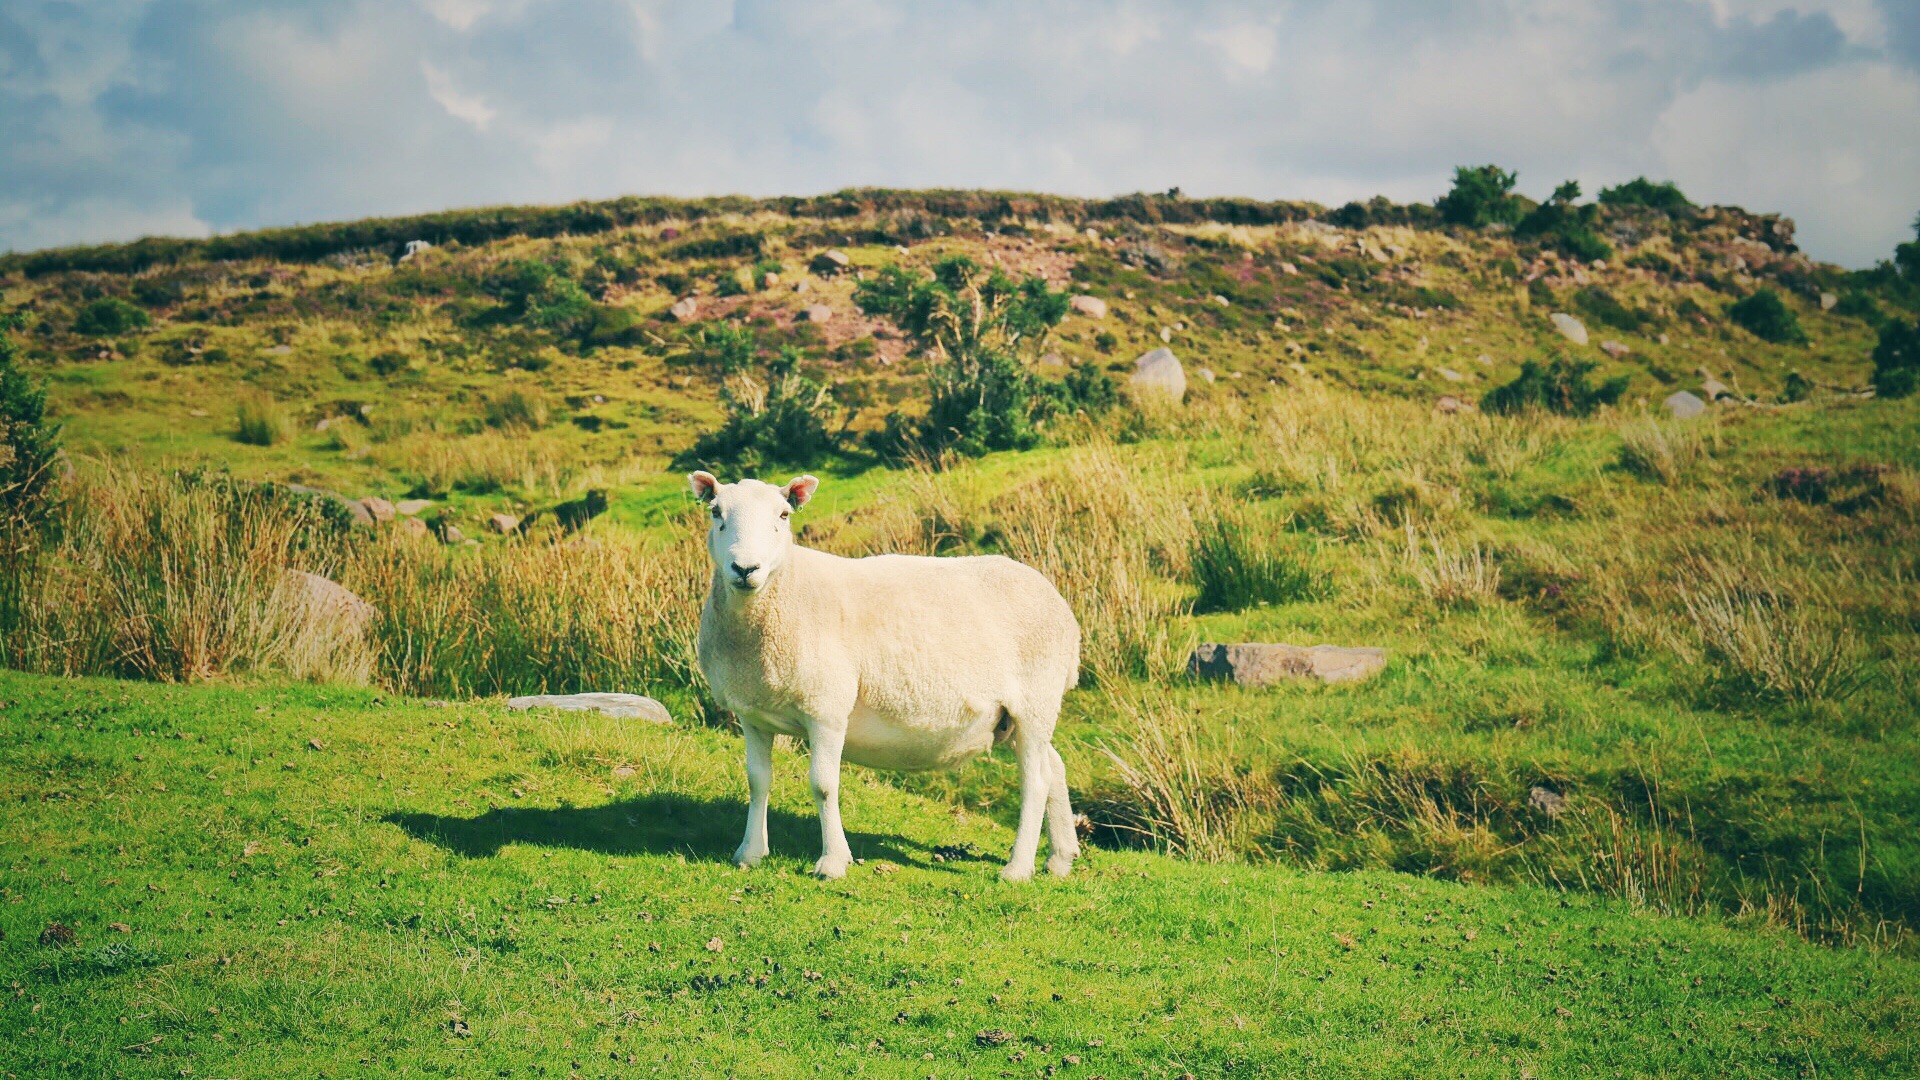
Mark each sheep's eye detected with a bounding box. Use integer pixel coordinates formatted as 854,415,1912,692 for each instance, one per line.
710,507,722,521
779,510,791,521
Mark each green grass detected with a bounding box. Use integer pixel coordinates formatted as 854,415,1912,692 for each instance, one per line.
3,670,1917,1078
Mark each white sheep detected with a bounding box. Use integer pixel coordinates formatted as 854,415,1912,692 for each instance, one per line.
689,471,1082,881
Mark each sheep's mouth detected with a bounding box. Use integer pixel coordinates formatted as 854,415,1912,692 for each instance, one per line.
729,577,761,592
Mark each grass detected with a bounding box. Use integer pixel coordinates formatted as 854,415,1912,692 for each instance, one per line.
4,670,1918,1078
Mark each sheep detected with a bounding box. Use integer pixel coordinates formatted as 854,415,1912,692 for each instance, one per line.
689,471,1082,882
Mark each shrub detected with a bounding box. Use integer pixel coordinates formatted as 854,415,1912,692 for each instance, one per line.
1727,289,1806,344
1598,178,1691,211
1435,165,1525,229
72,296,150,336
488,260,592,335
1870,316,1920,398
675,349,841,472
234,393,292,446
1045,362,1120,416
1190,502,1326,613
1573,286,1657,333
0,314,62,530
1893,210,1919,283
1515,181,1614,262
1482,358,1628,417
855,256,1068,459
693,324,760,376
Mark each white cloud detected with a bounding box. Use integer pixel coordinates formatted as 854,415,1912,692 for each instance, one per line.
1197,20,1276,74
422,60,498,132
420,0,491,32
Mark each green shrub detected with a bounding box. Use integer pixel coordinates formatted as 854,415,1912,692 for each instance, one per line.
72,296,150,336
1482,358,1627,417
1893,211,1919,282
1435,165,1525,229
0,314,63,528
676,349,840,471
488,260,592,334
1727,289,1806,344
234,393,292,446
1515,181,1614,262
1598,178,1691,211
1574,286,1657,333
693,324,760,376
1046,362,1121,415
1872,316,1920,398
1190,503,1327,613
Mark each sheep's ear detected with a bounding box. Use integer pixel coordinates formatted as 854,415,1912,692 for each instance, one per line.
784,475,819,510
688,471,719,504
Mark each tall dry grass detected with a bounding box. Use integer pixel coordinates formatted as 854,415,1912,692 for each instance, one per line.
1088,687,1264,862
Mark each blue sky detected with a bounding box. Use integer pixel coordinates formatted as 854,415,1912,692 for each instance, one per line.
3,0,1917,266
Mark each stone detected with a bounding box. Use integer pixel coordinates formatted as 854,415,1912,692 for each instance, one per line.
506,693,672,725
286,484,375,528
1435,395,1473,414
1069,295,1108,319
1213,294,1231,306
659,227,681,240
1599,340,1630,359
761,272,779,289
1196,367,1216,383
487,513,519,534
313,418,333,433
1820,292,1838,311
1038,351,1067,367
1549,312,1589,345
360,496,396,524
810,250,852,275
282,569,376,634
1084,227,1100,241
395,499,431,516
799,304,832,323
668,297,698,322
1702,377,1730,401
1476,353,1493,366
1663,390,1707,419
400,517,429,538
1159,326,1173,343
1187,643,1387,687
1528,786,1568,818
441,524,467,545
1657,333,1671,346
1590,260,1606,271
793,279,810,293
1280,262,1299,275
1130,347,1186,401
1437,367,1465,383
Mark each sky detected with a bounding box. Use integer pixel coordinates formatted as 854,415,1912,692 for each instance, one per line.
2,0,1917,267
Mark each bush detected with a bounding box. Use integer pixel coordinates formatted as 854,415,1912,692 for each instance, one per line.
676,349,840,471
1598,178,1691,211
1046,362,1121,416
693,324,760,376
1515,181,1614,262
1482,358,1628,417
1574,286,1657,333
488,260,593,335
0,313,62,529
1190,503,1326,613
1727,289,1806,344
1435,165,1525,229
234,393,292,446
1872,316,1920,398
72,296,150,336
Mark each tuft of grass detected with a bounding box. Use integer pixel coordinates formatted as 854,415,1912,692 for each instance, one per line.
1617,414,1710,484
1678,556,1865,702
1189,499,1326,612
233,393,292,446
1090,687,1261,863
482,386,553,430
1399,525,1501,606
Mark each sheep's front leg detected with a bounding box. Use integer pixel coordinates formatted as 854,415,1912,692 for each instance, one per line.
733,722,773,868
806,724,855,879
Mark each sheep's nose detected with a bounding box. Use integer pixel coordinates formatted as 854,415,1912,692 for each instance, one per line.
730,562,759,581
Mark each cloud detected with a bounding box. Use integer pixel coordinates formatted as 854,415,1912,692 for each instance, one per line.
1,0,1915,266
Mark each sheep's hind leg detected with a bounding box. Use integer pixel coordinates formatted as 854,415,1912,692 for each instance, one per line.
806,725,854,879
1043,744,1079,877
733,722,773,868
1002,715,1056,882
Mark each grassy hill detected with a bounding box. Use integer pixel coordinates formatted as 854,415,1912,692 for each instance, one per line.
2,184,1918,1073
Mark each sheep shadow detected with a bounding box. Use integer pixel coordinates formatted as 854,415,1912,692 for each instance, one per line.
384,792,964,870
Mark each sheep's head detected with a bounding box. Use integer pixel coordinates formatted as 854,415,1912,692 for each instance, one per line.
688,471,818,593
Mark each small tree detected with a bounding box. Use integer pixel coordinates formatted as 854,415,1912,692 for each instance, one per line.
855,256,1068,458
1895,211,1920,284
1727,289,1806,345
1482,357,1628,417
488,259,593,335
1436,165,1525,229
1598,177,1692,211
1872,316,1920,399
1517,179,1613,262
73,296,150,336
676,348,841,471
0,313,63,529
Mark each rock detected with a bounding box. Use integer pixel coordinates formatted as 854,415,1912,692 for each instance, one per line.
1528,786,1568,818
487,513,519,534
286,484,375,528
1069,295,1108,319
1663,391,1706,419
1213,294,1231,307
810,250,852,276
395,499,431,516
1130,347,1186,402
1038,351,1067,367
1702,378,1730,401
400,239,432,262
1476,353,1493,366
1437,367,1465,383
668,297,699,322
659,227,680,240
793,279,810,293
1599,340,1630,359
1657,333,1671,346
1188,643,1387,687
282,569,377,633
799,304,832,323
441,524,467,545
1590,260,1606,271
359,496,395,524
1820,292,1838,311
1159,326,1173,343
505,693,672,724
1549,312,1589,345
1279,262,1299,275
1196,367,1216,383
761,272,779,289
313,418,334,433
400,517,429,538
1435,395,1473,414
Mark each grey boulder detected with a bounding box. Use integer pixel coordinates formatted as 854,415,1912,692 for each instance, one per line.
1663,391,1707,419
1130,347,1186,402
506,693,672,724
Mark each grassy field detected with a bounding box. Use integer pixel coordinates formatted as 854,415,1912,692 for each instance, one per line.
3,671,1917,1079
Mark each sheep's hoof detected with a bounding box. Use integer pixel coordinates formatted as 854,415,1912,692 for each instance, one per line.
732,843,766,869
1000,863,1035,883
1045,854,1075,878
812,853,850,880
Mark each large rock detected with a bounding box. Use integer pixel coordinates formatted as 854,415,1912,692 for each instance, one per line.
668,297,699,322
1663,391,1707,419
360,496,396,524
1820,292,1838,311
809,250,852,276
506,693,672,724
1189,643,1387,687
799,304,833,323
1130,347,1186,402
1549,313,1589,345
1069,295,1108,319
1599,340,1630,359
282,569,376,633
395,499,432,516
487,513,520,534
